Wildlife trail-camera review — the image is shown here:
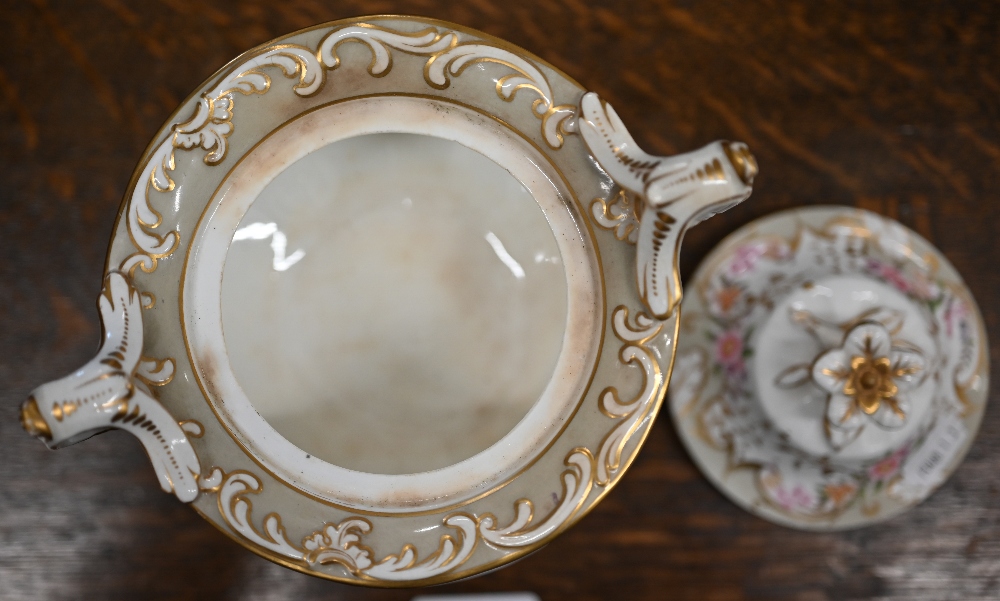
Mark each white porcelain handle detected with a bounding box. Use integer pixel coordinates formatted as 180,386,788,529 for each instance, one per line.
21,272,202,502
577,92,757,319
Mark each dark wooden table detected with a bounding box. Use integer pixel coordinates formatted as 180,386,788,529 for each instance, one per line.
2,1,998,599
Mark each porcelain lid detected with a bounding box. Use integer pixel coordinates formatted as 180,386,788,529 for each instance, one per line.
669,206,989,530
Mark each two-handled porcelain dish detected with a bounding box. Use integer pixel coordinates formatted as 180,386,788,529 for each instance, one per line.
20,16,756,585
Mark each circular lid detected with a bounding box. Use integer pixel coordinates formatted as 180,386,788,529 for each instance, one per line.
669,206,989,530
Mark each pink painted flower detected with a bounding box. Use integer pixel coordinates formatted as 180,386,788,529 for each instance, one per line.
772,484,816,512
726,243,769,277
943,297,970,338
725,240,790,278
868,447,907,482
715,329,745,375
866,259,911,295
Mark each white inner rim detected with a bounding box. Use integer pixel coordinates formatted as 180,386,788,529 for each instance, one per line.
183,96,601,512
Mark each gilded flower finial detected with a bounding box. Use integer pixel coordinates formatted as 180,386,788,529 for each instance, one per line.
842,353,898,416
810,322,926,450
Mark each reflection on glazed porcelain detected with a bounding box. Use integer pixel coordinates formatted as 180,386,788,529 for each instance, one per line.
533,251,560,264
222,133,568,475
484,232,526,279
232,222,306,272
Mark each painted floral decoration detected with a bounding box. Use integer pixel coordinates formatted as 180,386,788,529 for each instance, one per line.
714,328,747,377
811,322,926,449
673,209,986,525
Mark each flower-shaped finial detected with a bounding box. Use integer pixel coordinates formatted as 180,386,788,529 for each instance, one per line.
811,322,926,450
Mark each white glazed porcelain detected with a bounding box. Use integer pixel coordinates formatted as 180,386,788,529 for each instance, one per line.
669,206,989,530
221,131,568,476
21,16,756,584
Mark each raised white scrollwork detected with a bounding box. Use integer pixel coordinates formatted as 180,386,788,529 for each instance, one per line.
364,515,478,581
316,25,576,149
591,190,640,244
595,307,666,485
136,356,175,387
477,449,594,548
208,467,375,573
208,467,477,581
423,41,577,148
317,24,456,74
302,520,374,574
214,469,305,560
120,45,323,279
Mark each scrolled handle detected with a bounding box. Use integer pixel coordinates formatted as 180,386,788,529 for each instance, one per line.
21,272,202,502
577,92,757,319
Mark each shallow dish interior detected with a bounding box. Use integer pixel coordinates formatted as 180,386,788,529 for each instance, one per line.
183,95,600,510
221,133,568,474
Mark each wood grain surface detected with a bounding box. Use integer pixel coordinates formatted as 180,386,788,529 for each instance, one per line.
2,1,998,599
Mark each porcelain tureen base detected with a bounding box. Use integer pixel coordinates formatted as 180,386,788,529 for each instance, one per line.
22,16,757,583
